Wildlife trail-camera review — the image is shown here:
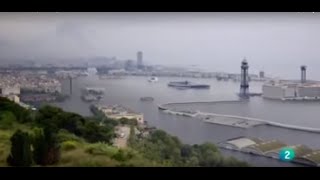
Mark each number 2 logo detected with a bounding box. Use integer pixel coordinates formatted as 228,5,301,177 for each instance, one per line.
284,151,290,159
279,148,295,162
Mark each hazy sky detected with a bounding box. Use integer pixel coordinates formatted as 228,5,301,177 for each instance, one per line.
1,12,320,79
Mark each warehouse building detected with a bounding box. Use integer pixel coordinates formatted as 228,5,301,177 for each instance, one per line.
262,65,320,100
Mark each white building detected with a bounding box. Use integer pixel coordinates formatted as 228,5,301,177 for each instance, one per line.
3,94,20,103
262,80,320,100
0,86,20,96
96,105,144,124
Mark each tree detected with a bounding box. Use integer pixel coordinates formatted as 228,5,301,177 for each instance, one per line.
181,144,193,158
0,97,31,123
32,127,60,165
7,130,33,167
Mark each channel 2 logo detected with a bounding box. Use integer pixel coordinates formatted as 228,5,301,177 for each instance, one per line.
279,148,295,162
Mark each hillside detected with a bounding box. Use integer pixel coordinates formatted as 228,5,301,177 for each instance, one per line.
0,97,249,167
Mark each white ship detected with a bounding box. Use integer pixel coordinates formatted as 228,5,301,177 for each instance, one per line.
148,76,158,82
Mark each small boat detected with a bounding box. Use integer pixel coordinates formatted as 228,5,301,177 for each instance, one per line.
168,81,210,89
148,76,158,82
140,97,154,101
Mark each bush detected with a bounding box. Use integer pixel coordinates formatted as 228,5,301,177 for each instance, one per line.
0,111,16,129
84,143,118,156
7,130,33,167
32,127,61,165
112,149,136,162
0,97,31,123
57,130,85,143
119,118,138,126
61,141,79,151
35,106,116,144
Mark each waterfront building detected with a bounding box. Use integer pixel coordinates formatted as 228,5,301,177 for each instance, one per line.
219,137,320,167
96,104,144,124
262,65,320,100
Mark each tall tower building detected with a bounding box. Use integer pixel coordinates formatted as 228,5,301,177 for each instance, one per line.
137,51,143,69
240,58,249,97
301,65,307,83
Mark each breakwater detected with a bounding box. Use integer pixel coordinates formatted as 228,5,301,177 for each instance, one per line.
158,100,320,133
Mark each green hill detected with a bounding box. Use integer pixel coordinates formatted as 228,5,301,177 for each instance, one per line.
0,97,248,167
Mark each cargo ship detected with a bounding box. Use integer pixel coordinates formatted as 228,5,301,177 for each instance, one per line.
168,81,210,89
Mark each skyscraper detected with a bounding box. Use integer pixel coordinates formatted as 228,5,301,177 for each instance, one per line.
137,51,143,69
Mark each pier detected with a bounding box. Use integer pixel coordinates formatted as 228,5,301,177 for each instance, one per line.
158,101,320,133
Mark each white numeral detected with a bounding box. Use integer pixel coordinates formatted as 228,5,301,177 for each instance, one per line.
284,151,290,159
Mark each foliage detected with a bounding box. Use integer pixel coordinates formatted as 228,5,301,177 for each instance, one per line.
35,106,116,144
57,129,85,143
32,127,60,165
84,143,118,156
129,129,249,167
0,111,16,129
0,97,32,123
0,99,248,167
119,118,138,126
61,141,80,151
111,148,137,162
7,130,33,167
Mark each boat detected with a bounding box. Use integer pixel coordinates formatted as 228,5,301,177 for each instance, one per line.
81,94,101,102
140,97,154,101
83,87,105,95
148,76,158,82
168,81,210,89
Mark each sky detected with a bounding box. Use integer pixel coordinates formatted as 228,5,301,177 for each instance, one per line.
1,12,320,79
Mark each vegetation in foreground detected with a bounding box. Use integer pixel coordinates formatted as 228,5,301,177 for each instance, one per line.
0,97,249,167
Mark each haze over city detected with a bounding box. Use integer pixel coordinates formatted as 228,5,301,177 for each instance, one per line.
1,12,320,79
3,12,320,167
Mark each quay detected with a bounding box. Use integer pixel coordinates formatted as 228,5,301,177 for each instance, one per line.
158,101,320,133
218,136,320,167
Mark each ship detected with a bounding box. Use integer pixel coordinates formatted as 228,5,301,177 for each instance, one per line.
168,81,210,89
140,97,154,102
81,94,102,102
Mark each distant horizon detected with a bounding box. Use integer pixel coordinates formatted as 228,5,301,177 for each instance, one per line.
1,12,320,79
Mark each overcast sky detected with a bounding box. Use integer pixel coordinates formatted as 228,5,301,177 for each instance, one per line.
1,12,320,79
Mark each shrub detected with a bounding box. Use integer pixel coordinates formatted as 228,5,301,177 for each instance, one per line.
61,141,79,151
0,111,16,129
57,130,85,143
32,127,60,165
84,143,118,156
7,130,33,167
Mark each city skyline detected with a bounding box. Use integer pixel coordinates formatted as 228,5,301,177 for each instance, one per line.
1,12,320,79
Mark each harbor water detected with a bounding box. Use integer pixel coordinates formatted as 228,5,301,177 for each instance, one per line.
51,74,320,166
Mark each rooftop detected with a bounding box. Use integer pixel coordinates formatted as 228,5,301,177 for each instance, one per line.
299,150,320,165
97,104,140,115
225,137,257,149
248,140,287,153
264,79,320,88
219,136,263,150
